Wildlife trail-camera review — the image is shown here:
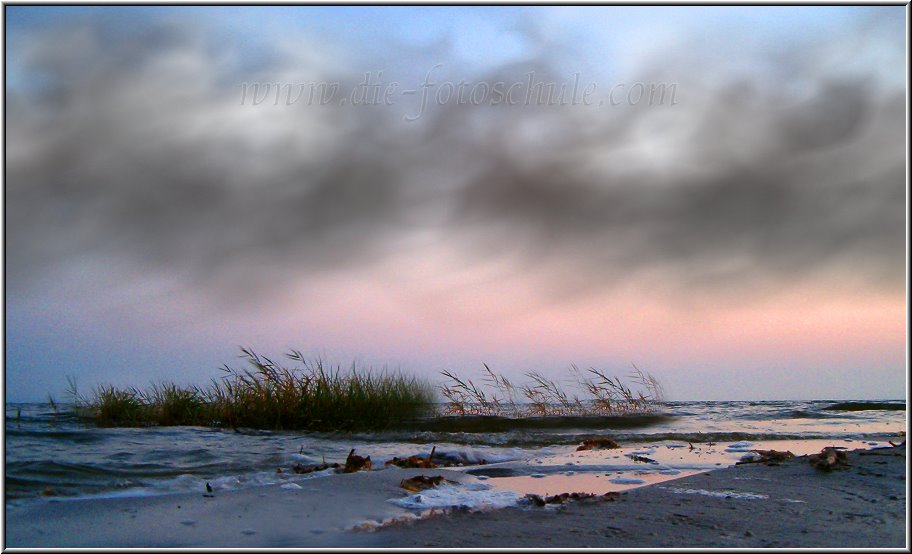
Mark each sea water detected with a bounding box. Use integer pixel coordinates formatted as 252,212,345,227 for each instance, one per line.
4,400,905,510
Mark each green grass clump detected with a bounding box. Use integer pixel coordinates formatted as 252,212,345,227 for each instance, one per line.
91,385,146,425
142,382,208,426
68,348,435,431
202,349,435,430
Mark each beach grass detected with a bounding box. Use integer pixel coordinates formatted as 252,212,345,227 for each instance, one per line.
67,349,436,431
439,363,664,417
65,349,663,430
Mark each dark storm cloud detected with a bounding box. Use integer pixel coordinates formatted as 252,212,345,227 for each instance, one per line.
450,79,905,297
5,16,906,310
6,22,427,298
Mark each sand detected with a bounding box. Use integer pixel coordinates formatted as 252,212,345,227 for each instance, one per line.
4,446,906,548
3,467,475,548
373,445,908,548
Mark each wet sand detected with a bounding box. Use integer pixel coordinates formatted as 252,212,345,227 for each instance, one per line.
373,445,908,548
3,467,475,548
4,446,906,548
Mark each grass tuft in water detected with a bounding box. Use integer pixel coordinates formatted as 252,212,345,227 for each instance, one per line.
67,348,435,431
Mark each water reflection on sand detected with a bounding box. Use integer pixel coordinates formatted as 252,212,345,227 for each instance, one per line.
469,438,898,497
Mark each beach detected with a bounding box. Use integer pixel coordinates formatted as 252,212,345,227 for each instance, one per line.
6,5,907,550
373,445,908,548
5,445,906,548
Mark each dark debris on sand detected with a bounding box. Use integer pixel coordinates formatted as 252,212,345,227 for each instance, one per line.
524,491,621,507
399,475,458,492
576,438,620,451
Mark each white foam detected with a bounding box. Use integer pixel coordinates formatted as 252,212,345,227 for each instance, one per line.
462,481,494,491
389,483,522,510
739,452,764,463
436,447,537,465
349,512,420,532
61,488,159,501
665,487,768,500
609,477,646,485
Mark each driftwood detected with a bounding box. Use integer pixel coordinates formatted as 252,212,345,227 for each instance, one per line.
576,438,619,451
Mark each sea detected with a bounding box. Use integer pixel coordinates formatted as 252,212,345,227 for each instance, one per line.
4,400,906,510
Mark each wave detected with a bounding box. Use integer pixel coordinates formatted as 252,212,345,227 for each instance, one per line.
822,401,905,412
5,460,191,480
321,428,899,449
399,413,674,433
786,410,855,419
3,428,107,443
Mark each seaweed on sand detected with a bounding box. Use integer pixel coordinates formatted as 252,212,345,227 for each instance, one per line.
291,461,341,474
386,446,438,469
344,449,372,473
809,447,850,471
399,475,457,492
524,491,620,507
577,438,620,451
736,449,795,465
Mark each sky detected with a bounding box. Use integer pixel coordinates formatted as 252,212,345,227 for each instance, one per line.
3,6,908,402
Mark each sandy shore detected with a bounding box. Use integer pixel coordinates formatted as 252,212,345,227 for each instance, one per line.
4,446,906,548
3,467,476,548
374,445,908,548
